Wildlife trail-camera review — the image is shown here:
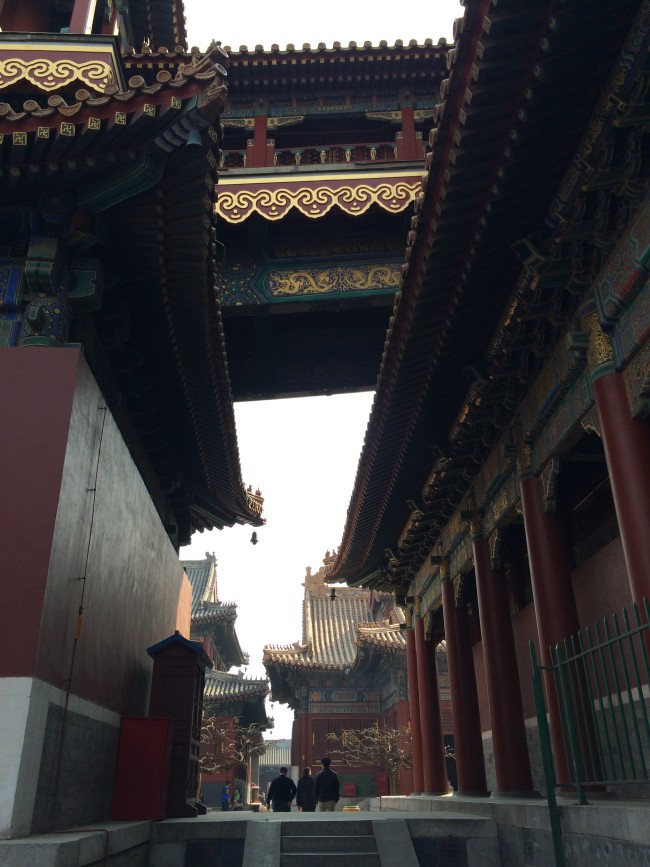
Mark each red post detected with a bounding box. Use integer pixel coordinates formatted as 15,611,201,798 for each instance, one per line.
414,616,450,795
593,371,650,604
441,578,488,795
399,106,419,161
520,474,583,783
69,0,99,33
406,627,424,793
473,536,534,794
253,114,268,167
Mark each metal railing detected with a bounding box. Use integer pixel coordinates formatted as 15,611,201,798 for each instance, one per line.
530,598,650,867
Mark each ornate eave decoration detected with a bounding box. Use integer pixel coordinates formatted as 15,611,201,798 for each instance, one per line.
0,34,124,94
215,169,421,223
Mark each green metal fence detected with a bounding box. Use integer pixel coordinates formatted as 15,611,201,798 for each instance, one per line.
530,598,650,867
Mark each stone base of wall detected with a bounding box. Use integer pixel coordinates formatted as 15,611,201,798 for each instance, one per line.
372,794,650,867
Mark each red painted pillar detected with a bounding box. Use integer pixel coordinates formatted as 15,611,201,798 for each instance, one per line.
415,616,450,795
69,0,99,33
406,627,424,794
441,578,488,795
592,371,650,604
399,106,418,161
252,114,268,168
473,536,534,794
520,473,582,783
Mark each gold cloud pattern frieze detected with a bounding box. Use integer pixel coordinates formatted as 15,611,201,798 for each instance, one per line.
216,176,420,223
0,58,113,92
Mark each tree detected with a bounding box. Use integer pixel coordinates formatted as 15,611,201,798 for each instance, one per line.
200,719,268,801
326,723,412,795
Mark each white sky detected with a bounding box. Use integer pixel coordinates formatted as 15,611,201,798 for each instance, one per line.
180,0,463,740
183,0,461,52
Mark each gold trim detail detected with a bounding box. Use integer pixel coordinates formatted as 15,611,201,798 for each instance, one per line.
517,441,533,474
216,179,420,223
583,311,614,371
0,57,113,92
580,405,601,438
423,611,433,640
453,574,464,607
267,264,399,296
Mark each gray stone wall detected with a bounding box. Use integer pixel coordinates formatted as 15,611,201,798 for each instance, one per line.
31,703,120,834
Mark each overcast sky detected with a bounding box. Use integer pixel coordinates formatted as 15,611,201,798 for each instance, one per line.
180,0,463,741
183,0,461,52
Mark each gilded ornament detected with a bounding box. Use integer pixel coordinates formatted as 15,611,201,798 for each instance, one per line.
516,441,533,474
580,405,601,437
0,57,113,92
541,457,560,514
413,596,421,617
266,265,399,298
215,179,420,224
583,311,614,371
488,529,502,570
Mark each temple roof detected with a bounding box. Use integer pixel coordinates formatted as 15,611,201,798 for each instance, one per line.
220,38,450,95
0,36,264,542
203,669,269,702
263,562,405,672
222,38,449,55
183,553,248,669
329,0,649,590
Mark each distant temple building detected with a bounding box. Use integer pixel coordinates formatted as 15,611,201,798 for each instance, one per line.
264,555,431,796
211,39,450,400
183,554,269,806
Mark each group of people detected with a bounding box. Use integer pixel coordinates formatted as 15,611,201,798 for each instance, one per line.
220,785,241,811
267,757,339,813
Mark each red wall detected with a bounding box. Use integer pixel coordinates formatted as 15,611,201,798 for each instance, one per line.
0,348,188,715
0,348,79,676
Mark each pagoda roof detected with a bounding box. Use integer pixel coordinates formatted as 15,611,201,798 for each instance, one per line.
129,0,187,51
329,0,649,589
203,669,269,702
0,36,264,542
223,38,449,57
220,38,450,94
263,564,405,673
183,554,248,668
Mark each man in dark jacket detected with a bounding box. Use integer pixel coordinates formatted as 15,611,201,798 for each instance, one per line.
296,767,316,812
314,756,339,812
267,767,297,812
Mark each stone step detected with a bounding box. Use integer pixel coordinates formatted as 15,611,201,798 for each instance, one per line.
281,854,381,867
280,819,373,836
282,834,378,853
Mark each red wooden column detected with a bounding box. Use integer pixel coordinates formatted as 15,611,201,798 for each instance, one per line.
414,613,450,795
441,575,488,795
406,626,424,794
519,472,582,783
252,113,269,168
398,105,419,161
592,372,650,604
473,532,534,795
298,712,310,768
583,312,650,604
69,0,99,33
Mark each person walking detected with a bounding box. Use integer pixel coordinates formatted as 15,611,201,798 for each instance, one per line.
314,756,339,812
221,784,230,812
267,767,297,812
296,767,316,812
